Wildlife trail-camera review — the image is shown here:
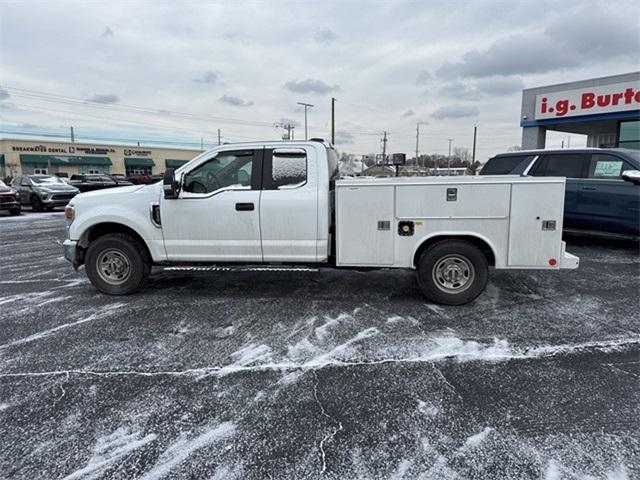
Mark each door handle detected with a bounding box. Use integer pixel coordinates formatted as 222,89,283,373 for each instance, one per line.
581,186,597,191
235,202,254,211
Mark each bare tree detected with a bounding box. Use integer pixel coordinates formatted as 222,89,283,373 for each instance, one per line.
507,145,522,152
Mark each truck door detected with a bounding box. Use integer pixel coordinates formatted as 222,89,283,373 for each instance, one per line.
160,149,263,262
578,153,640,235
259,147,319,262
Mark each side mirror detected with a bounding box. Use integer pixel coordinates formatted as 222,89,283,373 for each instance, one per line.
621,170,640,185
163,168,180,199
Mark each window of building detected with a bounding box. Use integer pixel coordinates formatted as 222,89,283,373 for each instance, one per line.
618,120,640,149
183,150,254,194
588,154,634,179
33,168,48,175
126,167,152,177
530,154,586,178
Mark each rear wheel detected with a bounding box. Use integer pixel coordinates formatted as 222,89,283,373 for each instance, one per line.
30,195,44,212
85,233,151,295
9,208,21,216
417,240,488,305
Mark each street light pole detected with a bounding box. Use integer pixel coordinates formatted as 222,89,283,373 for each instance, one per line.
297,102,314,140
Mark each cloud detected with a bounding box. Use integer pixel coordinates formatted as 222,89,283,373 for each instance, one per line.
18,123,42,129
0,87,9,100
219,94,253,107
436,9,639,79
334,131,355,144
475,76,524,96
315,28,337,43
416,70,431,84
101,26,114,38
439,81,481,100
402,110,415,117
430,105,479,120
87,93,119,104
194,71,218,84
284,79,340,95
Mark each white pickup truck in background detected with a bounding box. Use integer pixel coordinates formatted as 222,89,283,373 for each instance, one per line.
63,140,579,305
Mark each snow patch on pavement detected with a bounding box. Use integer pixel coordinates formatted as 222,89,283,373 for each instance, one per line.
138,422,236,480
62,427,157,480
463,427,494,448
315,313,351,340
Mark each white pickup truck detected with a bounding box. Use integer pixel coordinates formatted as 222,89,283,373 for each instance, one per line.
63,140,579,305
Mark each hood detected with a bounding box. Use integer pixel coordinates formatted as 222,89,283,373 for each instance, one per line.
0,183,13,193
71,183,162,204
35,183,77,192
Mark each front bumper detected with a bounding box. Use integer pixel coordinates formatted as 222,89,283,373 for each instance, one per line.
0,197,20,210
63,239,81,269
560,241,579,269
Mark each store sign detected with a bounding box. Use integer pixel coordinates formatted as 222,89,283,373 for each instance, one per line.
124,149,152,156
535,81,640,120
11,144,67,153
71,146,115,154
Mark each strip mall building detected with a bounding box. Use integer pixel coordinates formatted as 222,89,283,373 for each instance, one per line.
521,71,640,150
0,139,200,179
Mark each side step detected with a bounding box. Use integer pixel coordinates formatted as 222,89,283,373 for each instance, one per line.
163,266,320,273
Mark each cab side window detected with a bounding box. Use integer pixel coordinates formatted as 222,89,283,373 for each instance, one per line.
530,154,586,178
270,149,307,189
183,150,254,194
588,154,633,179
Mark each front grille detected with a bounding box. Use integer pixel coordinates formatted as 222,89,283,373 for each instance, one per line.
51,193,75,201
0,195,17,205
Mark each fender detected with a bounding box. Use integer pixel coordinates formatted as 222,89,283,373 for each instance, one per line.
71,205,167,262
410,231,500,269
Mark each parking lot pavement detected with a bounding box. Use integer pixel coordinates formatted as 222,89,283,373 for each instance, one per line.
0,213,638,479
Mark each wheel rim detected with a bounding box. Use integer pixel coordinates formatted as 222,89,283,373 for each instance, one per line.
432,254,475,294
96,248,132,285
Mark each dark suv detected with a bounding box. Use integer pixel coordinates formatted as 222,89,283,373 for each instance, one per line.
480,148,640,238
12,175,80,211
0,180,21,215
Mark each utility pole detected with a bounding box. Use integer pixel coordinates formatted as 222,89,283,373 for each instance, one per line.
331,97,335,144
201,137,204,152
297,102,314,140
472,125,477,164
217,129,221,145
415,123,420,167
447,138,453,175
70,126,75,143
381,131,388,164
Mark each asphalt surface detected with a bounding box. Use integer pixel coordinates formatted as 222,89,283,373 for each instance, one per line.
0,211,638,480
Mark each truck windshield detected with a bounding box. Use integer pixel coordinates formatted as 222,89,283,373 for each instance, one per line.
30,176,66,184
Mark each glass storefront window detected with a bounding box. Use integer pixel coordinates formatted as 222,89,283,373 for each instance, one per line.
618,120,640,149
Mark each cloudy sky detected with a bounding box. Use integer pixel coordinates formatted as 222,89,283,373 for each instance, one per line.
1,0,639,159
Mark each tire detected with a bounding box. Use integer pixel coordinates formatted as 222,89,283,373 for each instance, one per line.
85,233,151,295
45,206,55,211
30,195,44,212
417,240,488,305
9,208,21,216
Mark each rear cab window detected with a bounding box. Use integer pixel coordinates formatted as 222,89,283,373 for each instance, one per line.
480,155,534,175
269,148,307,189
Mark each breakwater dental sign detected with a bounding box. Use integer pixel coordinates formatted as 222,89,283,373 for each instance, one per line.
535,81,640,120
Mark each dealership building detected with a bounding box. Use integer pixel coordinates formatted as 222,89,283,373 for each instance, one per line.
0,138,201,179
521,71,640,150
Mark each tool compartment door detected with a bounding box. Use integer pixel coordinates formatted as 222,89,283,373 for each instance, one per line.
508,181,565,267
336,185,395,266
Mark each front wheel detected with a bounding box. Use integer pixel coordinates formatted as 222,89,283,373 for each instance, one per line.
9,208,21,216
85,234,151,295
417,240,488,305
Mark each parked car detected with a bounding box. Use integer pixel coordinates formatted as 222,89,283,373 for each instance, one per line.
69,174,133,192
480,148,640,238
127,174,163,185
12,174,80,211
0,180,21,215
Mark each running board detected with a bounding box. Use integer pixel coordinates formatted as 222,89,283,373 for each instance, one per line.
162,266,320,273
